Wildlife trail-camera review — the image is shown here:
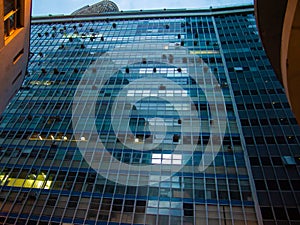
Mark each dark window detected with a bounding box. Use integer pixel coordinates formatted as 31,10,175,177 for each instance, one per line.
240,119,250,126
255,137,264,144
287,208,300,220
267,180,278,190
279,118,289,125
269,118,279,125
237,104,245,110
246,104,254,109
245,137,254,144
255,180,266,190
291,180,300,190
255,104,263,109
265,137,275,144
271,157,282,166
276,88,284,94
267,89,276,94
264,103,272,109
260,90,267,95
274,207,287,220
287,136,297,144
250,157,260,166
250,119,259,126
278,180,291,190
242,90,249,95
260,157,271,165
260,207,274,220
276,136,286,144
282,102,290,108
289,118,298,124
260,119,268,125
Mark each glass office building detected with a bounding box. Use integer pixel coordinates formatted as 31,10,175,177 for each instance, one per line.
0,4,299,225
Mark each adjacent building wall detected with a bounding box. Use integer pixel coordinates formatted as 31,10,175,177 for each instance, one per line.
255,0,300,124
0,0,31,114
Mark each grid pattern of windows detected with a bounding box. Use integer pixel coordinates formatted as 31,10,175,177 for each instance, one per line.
0,6,298,225
216,13,300,225
0,12,259,225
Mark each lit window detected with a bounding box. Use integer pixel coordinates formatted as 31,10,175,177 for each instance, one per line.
0,172,52,189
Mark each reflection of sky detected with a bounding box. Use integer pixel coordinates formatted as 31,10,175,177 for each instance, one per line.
152,154,182,165
32,0,254,16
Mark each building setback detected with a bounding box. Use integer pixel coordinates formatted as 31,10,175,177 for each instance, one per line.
0,4,299,225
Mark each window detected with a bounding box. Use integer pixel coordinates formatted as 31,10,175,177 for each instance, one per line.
260,207,274,220
282,156,296,165
274,207,287,220
254,180,266,190
234,67,243,72
278,180,291,190
4,0,23,39
287,208,300,220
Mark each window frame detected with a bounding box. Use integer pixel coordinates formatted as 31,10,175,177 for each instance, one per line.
3,0,23,39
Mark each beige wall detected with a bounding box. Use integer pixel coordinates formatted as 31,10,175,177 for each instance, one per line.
0,0,32,114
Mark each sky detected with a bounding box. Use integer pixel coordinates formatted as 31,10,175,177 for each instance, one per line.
32,0,253,16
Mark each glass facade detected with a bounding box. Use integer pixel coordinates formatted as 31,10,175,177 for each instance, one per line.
0,6,299,225
215,13,300,225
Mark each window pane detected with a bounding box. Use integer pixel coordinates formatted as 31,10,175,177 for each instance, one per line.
4,0,15,15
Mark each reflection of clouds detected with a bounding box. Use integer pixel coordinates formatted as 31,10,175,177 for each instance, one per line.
72,41,226,186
